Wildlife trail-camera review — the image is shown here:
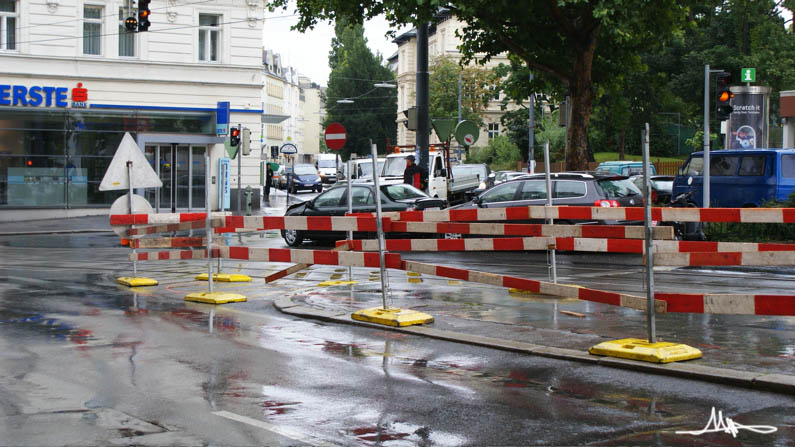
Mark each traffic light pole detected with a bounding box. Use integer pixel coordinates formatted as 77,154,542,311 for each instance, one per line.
703,64,710,209
237,124,242,215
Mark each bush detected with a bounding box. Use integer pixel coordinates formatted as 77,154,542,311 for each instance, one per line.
703,191,795,242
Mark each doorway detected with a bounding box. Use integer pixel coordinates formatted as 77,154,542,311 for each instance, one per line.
144,144,206,212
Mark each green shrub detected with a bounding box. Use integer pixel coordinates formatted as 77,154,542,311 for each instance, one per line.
703,191,795,242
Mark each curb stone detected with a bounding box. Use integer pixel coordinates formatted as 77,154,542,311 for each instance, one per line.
273,296,795,395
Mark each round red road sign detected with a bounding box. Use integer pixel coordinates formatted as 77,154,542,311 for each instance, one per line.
324,122,346,150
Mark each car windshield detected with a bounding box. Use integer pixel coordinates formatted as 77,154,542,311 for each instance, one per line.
318,160,337,168
382,184,427,201
651,179,673,191
453,164,487,179
383,157,408,176
358,161,385,178
598,178,641,198
294,165,318,175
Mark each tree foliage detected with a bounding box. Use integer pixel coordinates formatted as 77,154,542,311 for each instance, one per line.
428,55,497,127
324,21,396,161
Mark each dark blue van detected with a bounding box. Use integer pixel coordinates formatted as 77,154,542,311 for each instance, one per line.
671,149,795,207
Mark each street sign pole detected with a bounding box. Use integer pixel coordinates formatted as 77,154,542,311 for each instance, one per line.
237,124,242,215
371,141,389,310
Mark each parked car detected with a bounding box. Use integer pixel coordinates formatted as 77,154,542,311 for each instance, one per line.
595,161,657,177
281,164,322,193
281,183,446,246
494,170,527,185
671,148,795,207
452,163,495,190
629,175,675,205
449,172,643,225
273,165,286,188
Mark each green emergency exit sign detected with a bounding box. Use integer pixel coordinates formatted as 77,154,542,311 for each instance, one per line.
741,68,756,83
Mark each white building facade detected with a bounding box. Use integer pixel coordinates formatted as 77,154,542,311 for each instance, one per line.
392,14,524,151
0,0,265,220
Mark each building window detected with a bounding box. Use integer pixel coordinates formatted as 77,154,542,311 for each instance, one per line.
83,5,103,55
118,7,135,57
488,123,500,139
0,0,17,51
198,14,220,62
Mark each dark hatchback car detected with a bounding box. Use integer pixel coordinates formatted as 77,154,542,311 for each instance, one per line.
629,175,675,205
282,183,446,246
281,164,322,193
449,172,643,224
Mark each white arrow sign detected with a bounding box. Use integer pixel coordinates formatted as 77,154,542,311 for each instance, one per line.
99,132,162,191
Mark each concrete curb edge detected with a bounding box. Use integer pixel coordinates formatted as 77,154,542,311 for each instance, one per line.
273,296,795,395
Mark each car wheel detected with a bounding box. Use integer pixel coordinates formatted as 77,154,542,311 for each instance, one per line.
282,229,304,247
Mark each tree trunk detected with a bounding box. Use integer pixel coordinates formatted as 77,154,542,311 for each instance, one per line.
619,128,626,161
566,52,596,171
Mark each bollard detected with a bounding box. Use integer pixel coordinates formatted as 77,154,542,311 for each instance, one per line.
245,185,253,216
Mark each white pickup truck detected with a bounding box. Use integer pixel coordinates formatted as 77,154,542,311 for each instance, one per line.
380,150,480,205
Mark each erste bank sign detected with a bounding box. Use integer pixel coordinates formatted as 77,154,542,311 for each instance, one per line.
0,82,88,108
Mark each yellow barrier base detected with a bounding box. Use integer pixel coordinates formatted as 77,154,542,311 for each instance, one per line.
351,307,434,327
117,277,158,287
317,280,358,287
589,338,702,363
184,292,247,304
195,273,251,282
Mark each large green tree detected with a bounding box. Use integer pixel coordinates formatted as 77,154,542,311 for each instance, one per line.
268,0,691,170
324,21,397,161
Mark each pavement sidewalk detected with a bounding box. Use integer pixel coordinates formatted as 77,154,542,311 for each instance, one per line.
2,214,794,395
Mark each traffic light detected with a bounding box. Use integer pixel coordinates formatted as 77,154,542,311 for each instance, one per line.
271,146,279,158
230,126,241,147
124,16,137,32
402,107,417,130
716,72,734,121
241,128,251,155
138,0,151,32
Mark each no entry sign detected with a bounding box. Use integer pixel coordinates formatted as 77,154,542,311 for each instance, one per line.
324,122,346,150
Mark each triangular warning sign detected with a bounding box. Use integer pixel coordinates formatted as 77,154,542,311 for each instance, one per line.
99,133,163,191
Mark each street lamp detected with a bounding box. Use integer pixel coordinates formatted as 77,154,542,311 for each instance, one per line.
336,99,354,104
374,82,397,89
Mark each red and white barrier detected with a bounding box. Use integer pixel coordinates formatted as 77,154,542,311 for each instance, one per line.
655,251,795,267
132,249,209,261
401,260,665,313
127,219,223,236
341,237,795,255
131,237,206,249
373,205,795,224
110,212,229,226
656,292,795,316
388,221,673,239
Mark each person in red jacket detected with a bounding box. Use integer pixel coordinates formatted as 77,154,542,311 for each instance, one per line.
403,155,428,191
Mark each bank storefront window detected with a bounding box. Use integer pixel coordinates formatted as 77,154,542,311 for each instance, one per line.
0,108,214,208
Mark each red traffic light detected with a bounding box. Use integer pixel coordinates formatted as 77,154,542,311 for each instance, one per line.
718,90,734,102
26,160,33,166
231,128,240,137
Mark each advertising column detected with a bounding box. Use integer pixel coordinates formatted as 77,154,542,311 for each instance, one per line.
727,86,771,149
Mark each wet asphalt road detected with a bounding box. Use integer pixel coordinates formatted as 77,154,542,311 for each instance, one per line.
0,229,794,445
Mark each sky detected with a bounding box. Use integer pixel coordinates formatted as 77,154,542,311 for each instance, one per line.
263,9,407,87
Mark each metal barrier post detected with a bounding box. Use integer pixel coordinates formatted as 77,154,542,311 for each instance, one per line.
371,142,389,309
127,161,137,277
642,123,656,343
347,160,353,282
206,152,214,294
543,140,557,283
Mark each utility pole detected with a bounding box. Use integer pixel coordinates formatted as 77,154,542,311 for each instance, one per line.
416,23,430,172
528,72,535,173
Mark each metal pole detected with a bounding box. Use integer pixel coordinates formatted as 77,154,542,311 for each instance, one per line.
370,142,389,309
237,124,242,215
528,72,535,173
642,123,656,343
347,160,353,282
127,161,137,277
543,141,557,283
703,65,711,208
170,143,177,213
457,72,462,123
416,22,430,172
206,152,214,294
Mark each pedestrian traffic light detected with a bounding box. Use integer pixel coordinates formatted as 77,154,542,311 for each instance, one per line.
138,0,151,32
241,128,251,155
230,126,241,147
271,146,279,158
716,72,734,121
